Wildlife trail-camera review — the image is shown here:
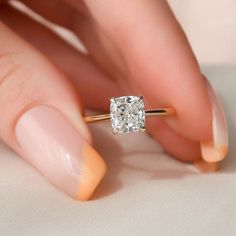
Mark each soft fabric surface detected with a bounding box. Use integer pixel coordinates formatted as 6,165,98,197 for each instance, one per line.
0,1,236,235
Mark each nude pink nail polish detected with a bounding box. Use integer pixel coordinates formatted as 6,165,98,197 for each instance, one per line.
200,81,228,162
15,105,106,200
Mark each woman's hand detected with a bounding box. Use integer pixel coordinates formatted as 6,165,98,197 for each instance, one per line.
0,0,228,200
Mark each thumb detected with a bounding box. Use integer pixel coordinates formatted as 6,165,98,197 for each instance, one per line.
0,22,106,201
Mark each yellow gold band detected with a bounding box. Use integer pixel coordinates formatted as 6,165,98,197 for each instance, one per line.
84,108,175,123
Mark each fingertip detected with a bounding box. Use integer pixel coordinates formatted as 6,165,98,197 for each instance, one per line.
200,141,228,163
147,120,201,162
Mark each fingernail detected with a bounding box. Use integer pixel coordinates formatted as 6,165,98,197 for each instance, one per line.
200,80,228,162
15,105,107,200
194,159,220,173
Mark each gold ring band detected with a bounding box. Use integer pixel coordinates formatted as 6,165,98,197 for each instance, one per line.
84,108,175,123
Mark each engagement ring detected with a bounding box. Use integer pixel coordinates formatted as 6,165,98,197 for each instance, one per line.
84,96,174,134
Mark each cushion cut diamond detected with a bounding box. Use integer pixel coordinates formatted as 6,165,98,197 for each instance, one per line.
110,96,145,133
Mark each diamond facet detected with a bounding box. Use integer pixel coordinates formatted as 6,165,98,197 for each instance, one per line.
110,96,145,133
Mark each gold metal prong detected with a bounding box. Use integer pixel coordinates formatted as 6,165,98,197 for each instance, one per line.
140,126,146,132
139,96,143,101
112,129,118,135
110,97,115,103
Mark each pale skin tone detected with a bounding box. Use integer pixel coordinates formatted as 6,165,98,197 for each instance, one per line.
0,0,226,200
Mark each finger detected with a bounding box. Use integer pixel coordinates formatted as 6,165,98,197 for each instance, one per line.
147,119,201,162
84,0,211,139
1,4,119,110
16,0,227,160
0,20,106,200
149,120,219,172
11,1,196,162
15,0,126,81
83,0,228,162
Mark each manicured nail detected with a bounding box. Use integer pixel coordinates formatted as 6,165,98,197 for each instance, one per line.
15,105,107,200
200,80,228,162
194,159,220,173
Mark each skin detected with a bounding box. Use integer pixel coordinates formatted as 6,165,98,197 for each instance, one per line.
0,0,217,198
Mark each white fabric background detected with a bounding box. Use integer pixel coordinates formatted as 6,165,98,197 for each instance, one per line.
0,1,236,235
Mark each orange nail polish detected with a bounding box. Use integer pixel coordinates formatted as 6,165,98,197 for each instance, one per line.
77,144,107,201
194,159,220,173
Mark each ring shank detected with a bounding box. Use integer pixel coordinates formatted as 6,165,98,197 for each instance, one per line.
84,114,111,123
84,108,174,123
145,108,175,117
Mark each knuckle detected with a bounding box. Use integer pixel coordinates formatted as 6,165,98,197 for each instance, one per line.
0,51,21,92
0,52,32,139
0,53,18,85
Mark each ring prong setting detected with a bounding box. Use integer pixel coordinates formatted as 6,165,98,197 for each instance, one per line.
110,97,115,103
140,126,146,132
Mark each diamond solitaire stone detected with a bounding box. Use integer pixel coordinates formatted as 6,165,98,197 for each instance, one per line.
110,96,145,133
